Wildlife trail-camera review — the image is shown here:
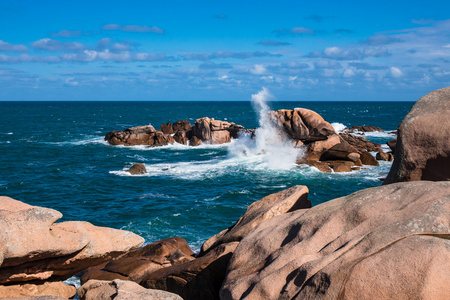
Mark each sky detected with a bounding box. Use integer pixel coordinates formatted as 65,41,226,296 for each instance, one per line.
0,0,449,101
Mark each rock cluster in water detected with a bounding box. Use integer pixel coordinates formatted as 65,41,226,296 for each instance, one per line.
1,87,449,299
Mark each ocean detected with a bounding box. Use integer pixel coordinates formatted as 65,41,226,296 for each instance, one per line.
0,100,413,252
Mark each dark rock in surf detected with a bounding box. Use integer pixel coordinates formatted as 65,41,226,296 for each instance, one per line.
387,138,397,153
127,163,147,175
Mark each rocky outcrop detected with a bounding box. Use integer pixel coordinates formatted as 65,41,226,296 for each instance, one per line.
105,125,174,146
346,125,384,133
0,282,76,299
199,185,311,256
384,87,450,184
320,143,360,162
189,136,202,146
359,150,379,166
339,132,381,152
387,137,397,153
0,196,144,287
80,237,195,284
220,181,450,300
193,118,243,144
78,279,182,300
127,163,147,175
376,151,394,161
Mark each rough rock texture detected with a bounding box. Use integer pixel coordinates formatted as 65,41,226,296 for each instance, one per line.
199,185,311,256
384,87,450,184
320,143,360,162
127,163,147,175
0,282,76,298
359,150,379,166
339,132,381,152
220,181,450,300
173,130,189,145
141,242,238,300
172,120,192,133
387,137,397,153
105,125,174,146
160,122,174,135
377,151,394,161
80,237,195,284
0,197,144,284
193,118,243,144
327,160,359,172
189,136,202,146
269,108,336,142
0,296,67,300
78,279,183,300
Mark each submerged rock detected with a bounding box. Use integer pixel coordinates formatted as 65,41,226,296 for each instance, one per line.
220,181,450,300
384,87,450,184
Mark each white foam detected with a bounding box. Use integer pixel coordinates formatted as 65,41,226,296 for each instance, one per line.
348,130,396,139
331,122,347,133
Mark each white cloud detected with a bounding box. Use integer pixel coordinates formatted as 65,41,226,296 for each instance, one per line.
32,38,84,52
250,64,267,75
0,40,28,52
390,67,403,78
343,69,355,77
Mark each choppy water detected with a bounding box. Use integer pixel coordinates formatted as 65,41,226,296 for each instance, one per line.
0,100,413,251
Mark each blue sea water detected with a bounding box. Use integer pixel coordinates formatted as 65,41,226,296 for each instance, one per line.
0,100,413,251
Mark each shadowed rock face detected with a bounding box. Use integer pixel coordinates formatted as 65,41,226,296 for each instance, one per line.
384,87,450,184
0,197,144,284
220,181,450,300
105,125,174,146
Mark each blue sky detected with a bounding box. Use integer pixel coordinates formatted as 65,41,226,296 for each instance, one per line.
0,0,449,101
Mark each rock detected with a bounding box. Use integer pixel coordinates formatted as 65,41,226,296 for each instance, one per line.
296,160,332,173
189,136,202,146
385,87,450,184
127,163,147,175
160,122,174,135
1,296,67,300
346,125,384,133
327,160,357,172
211,130,230,144
173,130,189,145
269,108,336,142
192,118,242,144
193,118,212,141
0,197,144,284
320,143,360,162
200,185,311,256
172,120,192,133
78,279,183,300
339,132,381,152
376,151,394,161
387,138,397,153
359,151,379,166
0,282,76,298
105,125,174,147
220,181,450,300
141,242,238,300
80,237,195,284
307,134,340,153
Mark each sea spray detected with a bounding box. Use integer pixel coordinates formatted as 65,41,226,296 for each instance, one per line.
229,88,303,169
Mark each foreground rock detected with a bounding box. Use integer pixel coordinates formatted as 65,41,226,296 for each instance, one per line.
0,196,144,285
0,282,76,299
80,237,195,284
78,279,182,300
127,163,147,175
220,181,450,299
384,87,450,184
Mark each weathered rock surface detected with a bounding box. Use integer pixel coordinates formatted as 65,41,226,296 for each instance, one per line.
269,108,336,142
193,117,243,144
105,125,174,147
199,185,311,256
376,151,394,161
385,87,450,184
387,137,397,153
173,130,189,145
160,122,174,135
339,132,381,152
78,279,183,300
0,282,76,299
127,163,147,175
141,242,238,300
320,143,360,162
220,181,450,300
189,136,202,146
346,125,384,133
80,237,195,284
172,120,192,133
0,197,144,284
359,150,379,166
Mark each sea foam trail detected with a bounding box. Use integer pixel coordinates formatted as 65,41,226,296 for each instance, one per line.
229,87,303,170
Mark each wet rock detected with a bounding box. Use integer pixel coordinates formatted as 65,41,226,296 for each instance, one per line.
327,160,357,172
385,87,450,184
297,160,332,173
173,130,189,145
127,163,147,175
189,136,202,146
221,181,450,300
78,279,183,300
359,150,379,166
80,237,195,284
200,185,310,256
0,282,76,299
376,151,394,161
0,197,144,284
105,125,174,146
